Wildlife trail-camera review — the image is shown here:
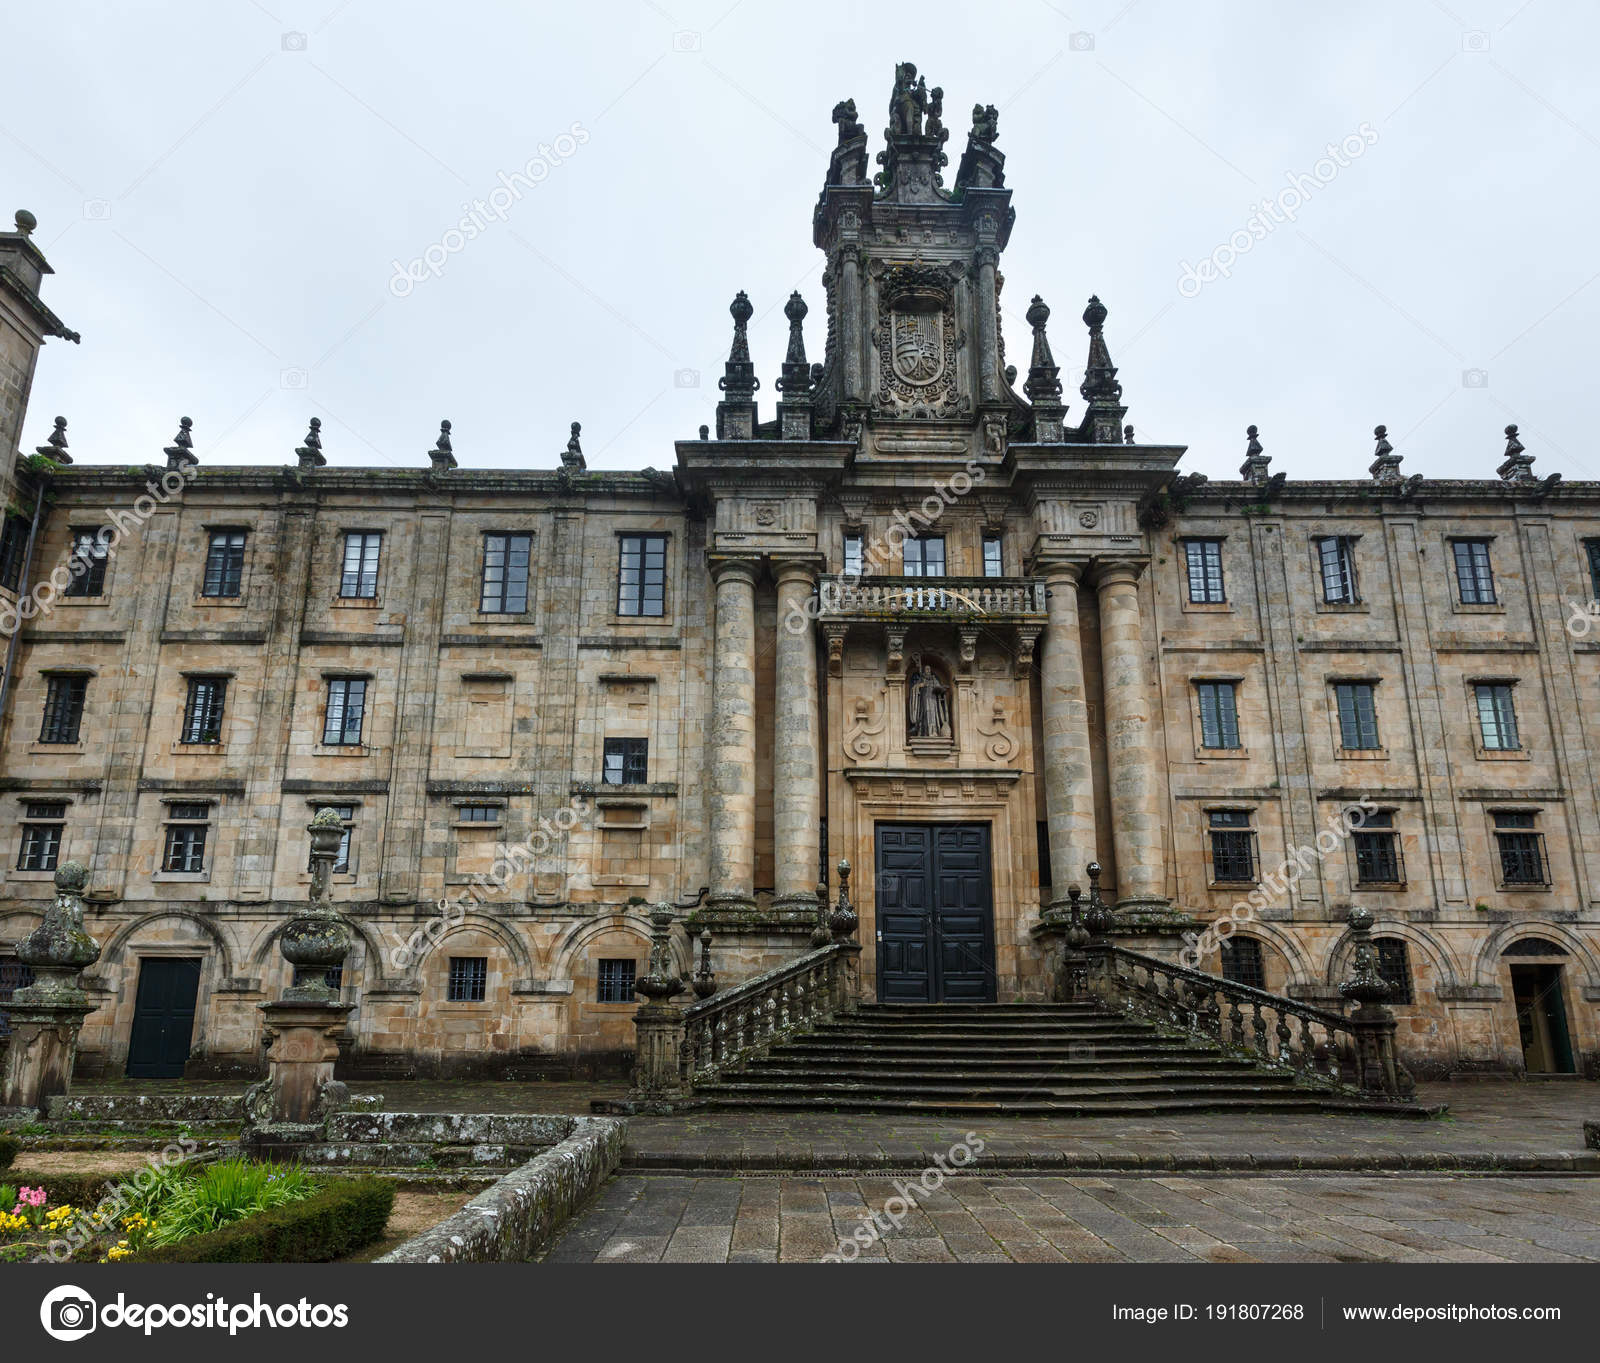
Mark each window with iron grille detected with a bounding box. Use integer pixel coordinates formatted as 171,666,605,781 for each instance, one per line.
1474,683,1519,750
1037,820,1052,890
339,531,382,599
181,677,228,744
842,533,863,578
617,534,666,617
1334,682,1381,750
903,536,945,577
1184,539,1225,604
1317,536,1358,604
596,958,637,1003
0,514,28,593
1375,937,1414,1004
1220,936,1266,989
323,679,368,746
17,801,67,872
293,965,343,993
1587,541,1600,599
1453,539,1496,604
982,535,1003,578
457,804,501,823
202,530,247,597
63,528,108,597
0,957,35,1038
603,737,648,786
1353,810,1403,884
162,803,210,873
1208,810,1257,883
447,956,487,1002
1494,811,1548,886
1195,682,1240,749
39,676,88,744
480,533,532,613
307,805,356,874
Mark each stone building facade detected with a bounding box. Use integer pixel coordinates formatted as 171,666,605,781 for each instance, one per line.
0,67,1596,1081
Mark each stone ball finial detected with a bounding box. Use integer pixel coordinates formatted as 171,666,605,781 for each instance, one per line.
14,209,37,235
1374,423,1387,440
730,290,753,325
311,806,345,828
54,860,89,893
1082,295,1107,330
699,424,710,440
1347,905,1374,932
1085,861,1101,881
784,291,807,323
1026,294,1050,329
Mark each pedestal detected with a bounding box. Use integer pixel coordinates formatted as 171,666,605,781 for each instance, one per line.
630,1002,687,1104
248,999,354,1134
0,1001,94,1111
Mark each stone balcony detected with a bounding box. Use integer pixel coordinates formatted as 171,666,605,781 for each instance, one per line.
816,576,1047,677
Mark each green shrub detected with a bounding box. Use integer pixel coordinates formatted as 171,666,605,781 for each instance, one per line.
0,1136,18,1171
3,1172,114,1209
128,1179,394,1264
144,1158,318,1247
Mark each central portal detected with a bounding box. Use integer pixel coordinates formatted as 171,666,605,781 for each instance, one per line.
875,823,996,1002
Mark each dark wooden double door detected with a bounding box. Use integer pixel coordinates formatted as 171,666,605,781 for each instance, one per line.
125,958,201,1078
875,824,996,1002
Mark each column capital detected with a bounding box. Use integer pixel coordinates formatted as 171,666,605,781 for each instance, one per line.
772,556,823,587
1029,554,1090,586
709,555,762,586
1092,557,1148,589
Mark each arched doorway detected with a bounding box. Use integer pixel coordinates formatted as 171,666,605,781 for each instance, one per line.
1502,938,1575,1074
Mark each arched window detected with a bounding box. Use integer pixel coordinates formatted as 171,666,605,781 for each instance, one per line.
1219,936,1265,989
1374,937,1413,1004
1501,937,1568,957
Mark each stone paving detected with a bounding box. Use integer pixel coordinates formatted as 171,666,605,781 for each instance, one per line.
542,1173,1600,1263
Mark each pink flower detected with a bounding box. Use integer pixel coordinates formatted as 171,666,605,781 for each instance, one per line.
18,1187,47,1208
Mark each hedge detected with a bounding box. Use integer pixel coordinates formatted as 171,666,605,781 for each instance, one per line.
0,1136,18,1172
128,1178,395,1264
4,1171,113,1207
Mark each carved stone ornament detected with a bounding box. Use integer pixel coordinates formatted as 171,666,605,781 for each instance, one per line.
976,698,1017,762
1078,509,1099,529
754,503,778,526
906,653,952,740
875,265,960,419
845,697,886,760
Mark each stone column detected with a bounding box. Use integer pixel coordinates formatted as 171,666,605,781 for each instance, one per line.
1038,561,1094,908
974,245,1001,403
708,558,759,909
1095,560,1167,910
839,240,863,401
772,559,821,914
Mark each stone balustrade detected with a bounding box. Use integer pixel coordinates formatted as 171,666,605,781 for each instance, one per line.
818,574,1048,620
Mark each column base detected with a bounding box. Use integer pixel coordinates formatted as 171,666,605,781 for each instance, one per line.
691,895,819,935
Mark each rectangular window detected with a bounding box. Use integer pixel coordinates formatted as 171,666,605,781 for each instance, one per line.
480,533,532,614
1587,541,1600,599
1317,536,1357,604
1453,539,1496,604
0,514,29,593
162,803,210,873
1474,683,1519,751
0,956,35,1037
982,535,1003,578
903,536,946,577
617,534,666,617
1219,937,1266,989
293,965,343,993
457,804,501,823
63,529,108,597
323,679,368,747
1208,810,1257,883
1334,682,1381,751
842,533,864,578
1184,539,1225,604
181,677,228,745
1353,810,1402,884
603,737,649,786
308,804,356,875
17,801,66,872
1494,811,1548,886
1036,820,1052,890
1195,682,1240,750
201,530,247,598
39,677,88,745
596,958,637,1003
339,532,382,599
1375,938,1414,1004
447,956,487,1002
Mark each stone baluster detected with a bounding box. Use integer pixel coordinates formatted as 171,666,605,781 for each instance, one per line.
625,904,688,1107
1338,907,1414,1099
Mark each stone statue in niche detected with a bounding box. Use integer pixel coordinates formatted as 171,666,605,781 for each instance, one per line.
906,654,952,740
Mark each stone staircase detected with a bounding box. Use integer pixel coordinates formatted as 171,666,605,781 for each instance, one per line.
694,1002,1415,1116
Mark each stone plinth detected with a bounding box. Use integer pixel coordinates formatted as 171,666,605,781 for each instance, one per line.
1,1000,94,1112
250,999,355,1130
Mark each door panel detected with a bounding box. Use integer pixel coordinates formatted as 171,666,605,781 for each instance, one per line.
877,826,934,1001
126,958,202,1078
875,824,995,1002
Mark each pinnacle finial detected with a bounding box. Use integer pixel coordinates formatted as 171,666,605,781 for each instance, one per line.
435,419,452,452
1078,297,1123,432
1240,424,1272,484
1498,422,1535,482
35,415,71,465
778,291,812,397
717,291,759,435
1023,294,1063,408
164,415,197,471
561,420,586,470
1369,423,1404,485
295,416,326,469
14,209,37,236
427,418,456,471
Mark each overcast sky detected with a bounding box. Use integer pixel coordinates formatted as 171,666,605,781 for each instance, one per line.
6,0,1597,483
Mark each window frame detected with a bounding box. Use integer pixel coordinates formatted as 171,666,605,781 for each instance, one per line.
595,957,638,1004
1493,809,1549,888
322,678,369,748
1452,538,1496,606
479,532,533,615
180,676,229,745
161,802,211,874
306,803,357,875
39,676,88,745
338,531,383,600
1316,535,1359,605
1219,935,1266,989
1206,808,1258,885
1473,682,1520,752
602,737,649,786
201,529,248,599
1195,680,1241,751
1333,681,1381,752
1352,810,1404,886
17,800,67,872
63,527,109,598
902,536,946,578
842,533,864,579
1374,937,1414,1005
447,956,488,1003
616,533,667,618
1183,538,1226,605
981,535,1003,579
0,514,29,594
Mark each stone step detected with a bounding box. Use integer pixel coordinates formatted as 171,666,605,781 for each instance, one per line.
697,1088,1396,1116
737,1065,1278,1087
746,1052,1259,1073
799,1023,1169,1041
772,1039,1202,1059
701,1073,1299,1100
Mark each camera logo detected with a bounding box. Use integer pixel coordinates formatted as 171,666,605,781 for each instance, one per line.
1069,31,1095,51
41,1285,97,1342
673,368,700,389
1463,30,1489,52
82,200,112,221
282,32,308,52
1462,367,1490,389
673,31,701,52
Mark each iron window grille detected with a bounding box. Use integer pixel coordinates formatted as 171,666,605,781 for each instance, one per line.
323,679,368,746
1587,540,1600,599
39,676,88,744
0,515,28,593
181,677,228,744
1208,810,1258,884
1196,681,1241,749
457,804,501,823
1474,683,1519,750
201,530,247,597
307,805,356,874
1494,811,1549,886
1374,937,1414,1004
1453,539,1496,604
480,533,532,613
447,956,487,1002
293,965,343,993
339,532,383,599
1036,820,1052,891
1317,536,1358,604
63,529,108,597
1334,682,1381,750
1184,539,1225,604
1219,936,1266,989
603,737,649,786
596,958,637,1003
617,534,666,617
982,535,1003,578
162,803,211,873
842,534,864,578
17,801,67,872
1353,811,1404,884
0,957,35,1038
903,536,946,577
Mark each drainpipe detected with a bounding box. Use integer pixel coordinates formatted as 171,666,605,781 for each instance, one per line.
0,473,49,731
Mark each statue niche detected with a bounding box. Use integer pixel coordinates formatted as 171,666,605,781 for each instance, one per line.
905,653,953,744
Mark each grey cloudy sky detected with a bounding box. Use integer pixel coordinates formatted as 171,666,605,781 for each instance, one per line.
6,0,1597,482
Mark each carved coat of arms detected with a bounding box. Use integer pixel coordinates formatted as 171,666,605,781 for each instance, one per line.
891,308,946,385
875,264,961,418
